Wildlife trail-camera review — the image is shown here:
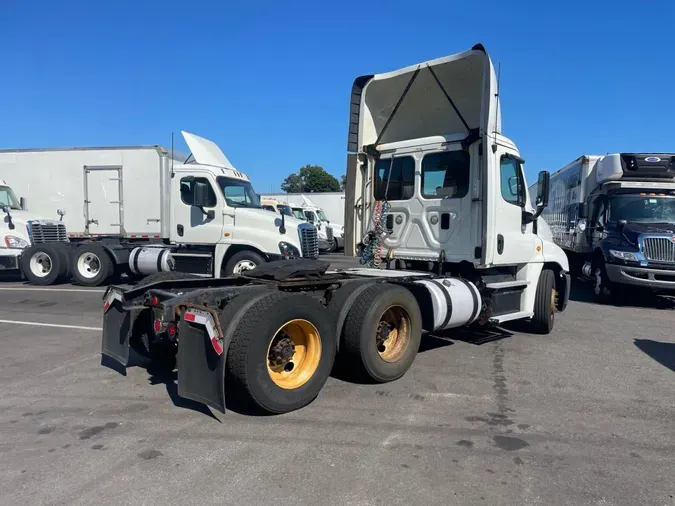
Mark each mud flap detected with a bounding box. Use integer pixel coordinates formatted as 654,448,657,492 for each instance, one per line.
177,315,227,413
101,302,132,366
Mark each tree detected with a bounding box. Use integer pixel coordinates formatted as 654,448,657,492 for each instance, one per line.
281,165,340,193
281,173,303,193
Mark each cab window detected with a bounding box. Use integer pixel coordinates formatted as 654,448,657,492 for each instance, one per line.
373,156,415,201
180,177,217,207
421,151,470,199
304,211,317,222
500,156,524,206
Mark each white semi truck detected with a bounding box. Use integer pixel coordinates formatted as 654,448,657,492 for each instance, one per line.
262,194,344,252
100,44,571,416
0,180,69,275
531,153,675,301
0,132,317,286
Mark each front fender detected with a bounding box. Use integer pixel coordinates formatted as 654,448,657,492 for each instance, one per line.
540,238,570,272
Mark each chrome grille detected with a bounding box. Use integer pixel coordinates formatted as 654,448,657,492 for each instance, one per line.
299,226,319,259
643,237,675,263
326,226,334,242
30,222,68,243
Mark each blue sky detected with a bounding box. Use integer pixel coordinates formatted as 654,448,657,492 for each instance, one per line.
2,0,674,190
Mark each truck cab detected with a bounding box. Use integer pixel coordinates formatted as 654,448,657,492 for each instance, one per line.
345,43,570,324
579,154,675,298
299,202,343,252
0,181,68,278
166,133,318,276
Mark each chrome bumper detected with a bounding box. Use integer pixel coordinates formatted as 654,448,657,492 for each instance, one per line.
605,263,675,290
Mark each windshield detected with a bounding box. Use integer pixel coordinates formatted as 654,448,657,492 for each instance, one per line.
292,208,306,220
277,204,293,217
316,210,329,222
0,186,21,210
608,195,675,224
216,177,261,209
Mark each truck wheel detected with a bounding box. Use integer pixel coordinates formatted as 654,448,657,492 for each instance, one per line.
226,293,337,414
342,284,422,383
224,250,265,276
531,268,556,334
592,258,614,304
51,243,72,279
71,244,113,286
20,244,66,285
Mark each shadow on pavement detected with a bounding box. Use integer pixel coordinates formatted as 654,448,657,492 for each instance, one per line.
146,364,222,421
634,339,675,372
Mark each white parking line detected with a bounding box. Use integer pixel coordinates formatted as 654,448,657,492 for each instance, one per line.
0,319,101,331
0,287,106,293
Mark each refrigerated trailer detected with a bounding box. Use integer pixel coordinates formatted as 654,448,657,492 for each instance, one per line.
101,43,571,416
531,153,675,301
0,132,318,286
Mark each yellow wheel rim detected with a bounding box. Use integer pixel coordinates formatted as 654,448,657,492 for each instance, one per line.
266,319,322,390
376,306,411,363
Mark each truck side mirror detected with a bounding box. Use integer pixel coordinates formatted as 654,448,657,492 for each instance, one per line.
578,203,587,219
192,182,210,207
20,197,27,211
535,171,550,208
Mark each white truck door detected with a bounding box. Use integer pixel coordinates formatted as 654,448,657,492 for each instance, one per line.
84,166,122,235
488,148,538,266
170,174,224,245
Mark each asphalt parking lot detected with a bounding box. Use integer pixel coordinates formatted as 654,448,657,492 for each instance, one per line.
0,253,673,506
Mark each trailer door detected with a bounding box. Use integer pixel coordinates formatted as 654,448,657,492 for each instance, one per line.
84,165,123,235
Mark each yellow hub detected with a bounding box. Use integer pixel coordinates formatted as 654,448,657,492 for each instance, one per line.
266,319,322,390
376,306,411,363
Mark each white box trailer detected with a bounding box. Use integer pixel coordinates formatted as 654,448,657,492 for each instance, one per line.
0,145,183,239
0,132,317,286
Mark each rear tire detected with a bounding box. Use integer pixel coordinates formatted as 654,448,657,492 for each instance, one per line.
225,292,336,414
531,268,556,334
342,284,422,383
71,244,113,287
20,244,66,285
223,250,265,277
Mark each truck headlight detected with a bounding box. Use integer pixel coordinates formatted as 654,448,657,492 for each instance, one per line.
609,249,639,262
4,236,29,249
279,241,300,258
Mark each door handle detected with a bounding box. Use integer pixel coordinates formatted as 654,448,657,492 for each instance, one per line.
497,234,504,255
177,224,184,237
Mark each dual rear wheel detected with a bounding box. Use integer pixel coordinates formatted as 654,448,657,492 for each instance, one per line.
224,284,423,414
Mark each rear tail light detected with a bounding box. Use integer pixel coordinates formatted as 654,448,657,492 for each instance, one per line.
167,323,176,338
153,319,162,333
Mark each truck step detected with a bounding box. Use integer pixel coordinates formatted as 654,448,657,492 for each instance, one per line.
491,310,534,323
484,280,530,290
